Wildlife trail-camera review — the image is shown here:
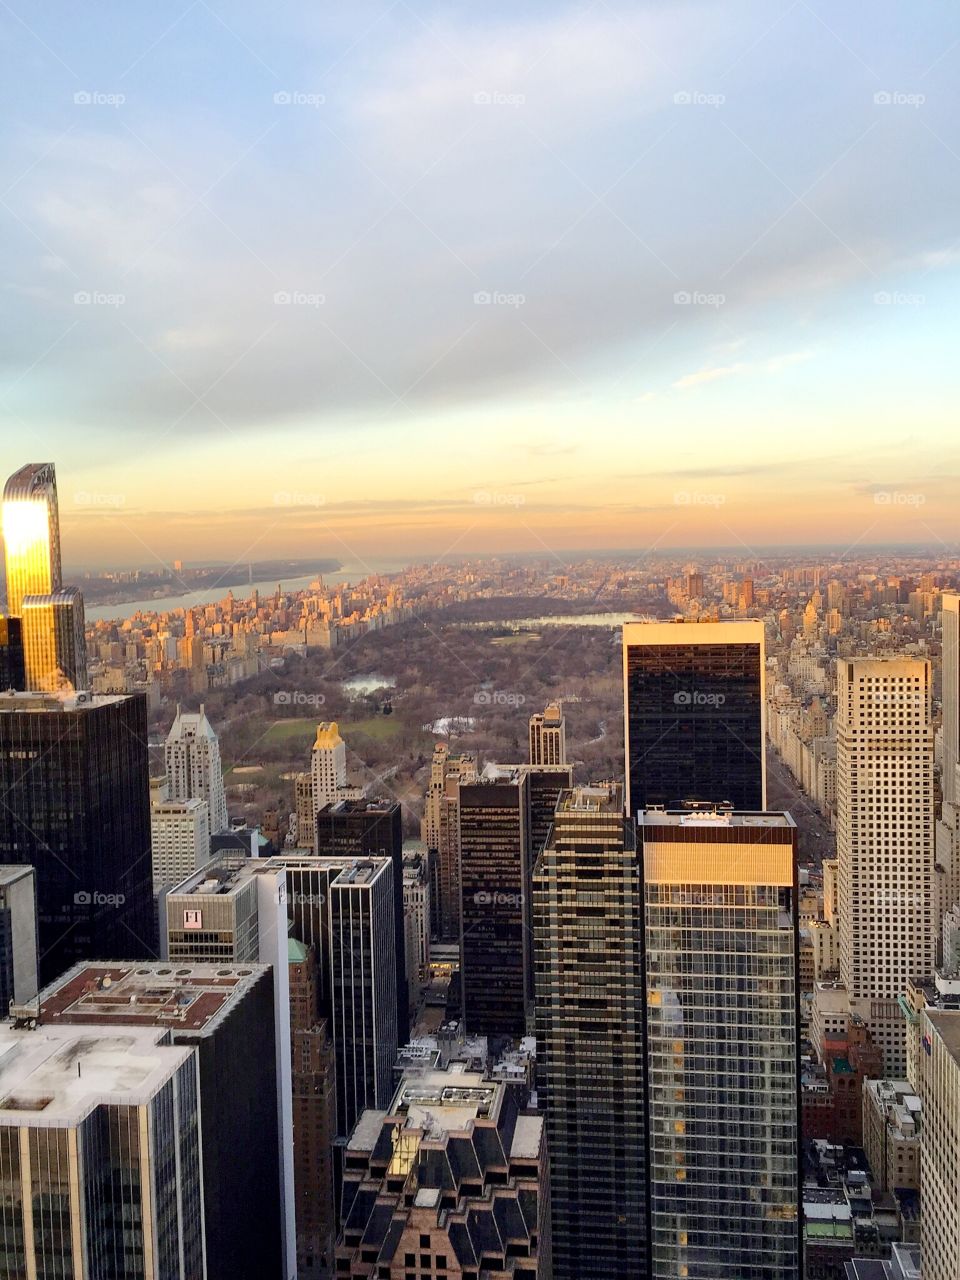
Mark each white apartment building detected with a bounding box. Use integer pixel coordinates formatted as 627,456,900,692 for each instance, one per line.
164,703,228,834
150,797,211,892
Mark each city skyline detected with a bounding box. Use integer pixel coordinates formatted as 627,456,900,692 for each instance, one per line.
2,2,959,561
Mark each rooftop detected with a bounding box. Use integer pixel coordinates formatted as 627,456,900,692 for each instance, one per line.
639,808,795,829
0,1023,193,1123
558,782,622,814
38,961,268,1034
0,689,128,713
926,1009,960,1065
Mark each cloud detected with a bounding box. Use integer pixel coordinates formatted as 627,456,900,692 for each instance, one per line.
672,350,814,390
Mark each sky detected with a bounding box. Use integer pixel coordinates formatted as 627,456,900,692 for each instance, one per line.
1,0,959,569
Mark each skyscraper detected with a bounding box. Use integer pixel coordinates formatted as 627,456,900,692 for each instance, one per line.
0,616,25,691
529,699,566,766
420,742,476,941
38,959,285,1280
329,857,399,1136
150,796,211,892
937,592,960,926
317,796,409,1044
458,764,530,1037
1,462,61,615
533,782,647,1279
20,586,87,691
311,720,347,817
0,689,156,984
164,702,229,835
836,658,935,1075
0,865,38,1010
640,808,801,1280
623,619,766,817
0,1021,204,1279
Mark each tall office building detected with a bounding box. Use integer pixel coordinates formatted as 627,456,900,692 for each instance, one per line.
311,720,347,813
640,808,801,1280
533,782,647,1280
164,859,296,1278
937,592,960,925
0,689,156,984
529,699,566,766
329,857,399,1137
150,796,211,892
164,702,229,835
317,796,409,1044
20,586,87,692
420,742,476,941
1,462,61,615
623,619,766,817
39,960,285,1280
288,939,337,1280
337,1066,549,1279
0,865,38,1010
916,1007,960,1277
458,764,530,1037
837,658,935,1075
0,616,24,691
0,1021,204,1279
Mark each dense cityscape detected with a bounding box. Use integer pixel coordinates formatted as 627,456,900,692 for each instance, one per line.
0,458,958,1278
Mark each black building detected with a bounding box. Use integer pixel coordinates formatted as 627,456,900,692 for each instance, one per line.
0,690,156,983
316,797,409,1043
623,619,766,817
0,618,24,692
458,765,530,1038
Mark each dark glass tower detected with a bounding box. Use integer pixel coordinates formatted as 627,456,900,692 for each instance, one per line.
0,617,25,692
0,690,156,983
623,620,766,818
458,765,530,1038
316,797,409,1043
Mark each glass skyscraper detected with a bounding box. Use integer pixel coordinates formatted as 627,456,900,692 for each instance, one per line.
1,462,61,617
639,809,801,1280
623,620,766,818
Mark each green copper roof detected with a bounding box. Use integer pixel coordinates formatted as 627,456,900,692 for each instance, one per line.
287,937,308,963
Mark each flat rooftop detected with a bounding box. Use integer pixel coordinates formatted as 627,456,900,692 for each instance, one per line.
0,690,128,713
392,1066,502,1135
39,962,268,1034
639,809,795,829
926,1009,960,1066
558,783,622,814
0,1023,193,1123
510,1114,543,1160
170,853,391,897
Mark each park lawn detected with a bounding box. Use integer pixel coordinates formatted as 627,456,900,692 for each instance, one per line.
260,715,404,749
490,633,541,646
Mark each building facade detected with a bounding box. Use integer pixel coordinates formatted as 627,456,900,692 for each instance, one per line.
1,462,62,616
533,782,647,1280
0,689,156,984
420,743,476,942
836,658,935,1075
164,702,229,835
623,619,766,817
529,700,566,766
0,865,37,1011
150,796,211,892
639,809,801,1280
20,586,87,692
